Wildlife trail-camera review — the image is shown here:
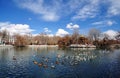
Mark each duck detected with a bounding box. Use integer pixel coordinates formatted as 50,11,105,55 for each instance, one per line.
61,61,64,65
43,64,48,68
51,65,55,69
51,63,55,69
55,61,59,64
38,62,43,67
44,58,49,62
13,56,16,60
33,61,38,64
57,54,61,58
42,56,45,58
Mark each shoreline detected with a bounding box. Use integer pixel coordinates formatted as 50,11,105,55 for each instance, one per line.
27,45,58,48
0,44,119,49
0,45,58,48
0,45,14,48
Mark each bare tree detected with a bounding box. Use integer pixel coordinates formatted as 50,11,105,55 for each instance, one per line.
88,28,101,41
14,34,28,47
39,33,48,45
32,33,48,45
1,30,10,44
115,31,120,42
71,28,79,44
47,36,60,45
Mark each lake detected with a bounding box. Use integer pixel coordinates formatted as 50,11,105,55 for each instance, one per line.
0,46,120,78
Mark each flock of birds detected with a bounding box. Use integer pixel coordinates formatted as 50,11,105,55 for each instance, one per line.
32,53,97,69
33,54,64,69
12,50,110,69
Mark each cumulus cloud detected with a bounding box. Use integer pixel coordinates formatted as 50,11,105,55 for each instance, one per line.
44,28,51,33
103,30,118,39
56,29,69,37
92,20,116,27
0,22,34,35
66,23,79,30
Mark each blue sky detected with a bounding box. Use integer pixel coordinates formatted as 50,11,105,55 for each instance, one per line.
0,0,120,36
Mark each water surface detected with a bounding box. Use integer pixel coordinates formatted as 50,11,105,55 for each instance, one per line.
0,47,120,78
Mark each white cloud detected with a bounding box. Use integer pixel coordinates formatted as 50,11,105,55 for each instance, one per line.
41,13,59,21
14,0,120,21
44,27,51,33
0,22,34,35
72,0,120,19
15,0,100,21
32,34,39,37
107,0,120,16
47,34,54,37
103,30,118,39
66,23,79,30
56,29,69,37
72,0,100,20
15,0,60,21
107,20,114,26
92,20,116,26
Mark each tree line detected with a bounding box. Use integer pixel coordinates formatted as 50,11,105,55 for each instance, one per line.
0,28,120,48
58,28,120,49
0,30,60,47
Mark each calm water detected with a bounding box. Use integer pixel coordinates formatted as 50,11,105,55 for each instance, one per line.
0,47,120,78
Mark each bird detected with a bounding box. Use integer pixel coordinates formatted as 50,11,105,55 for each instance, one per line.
51,65,55,69
55,61,59,64
42,56,45,58
51,63,55,69
33,61,38,64
56,54,61,59
44,58,49,62
61,61,64,65
43,64,48,68
38,62,43,67
13,56,16,60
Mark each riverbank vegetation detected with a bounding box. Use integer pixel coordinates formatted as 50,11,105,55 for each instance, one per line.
0,29,119,49
58,29,120,49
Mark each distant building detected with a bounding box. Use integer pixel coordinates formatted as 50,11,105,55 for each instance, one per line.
0,34,15,45
8,36,15,45
0,33,3,44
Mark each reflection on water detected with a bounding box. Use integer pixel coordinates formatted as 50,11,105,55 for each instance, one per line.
0,47,120,78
